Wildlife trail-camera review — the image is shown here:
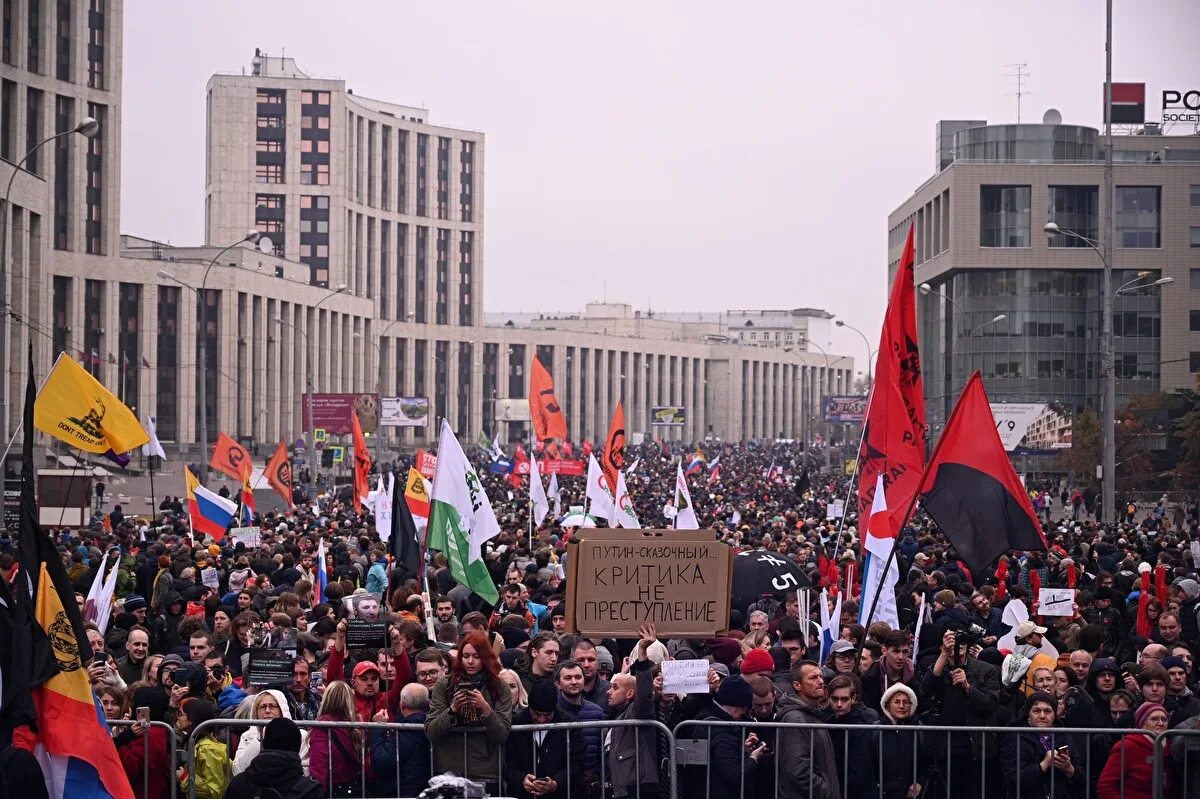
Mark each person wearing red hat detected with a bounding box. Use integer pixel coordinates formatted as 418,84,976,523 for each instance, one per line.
1097,702,1171,799
739,648,775,678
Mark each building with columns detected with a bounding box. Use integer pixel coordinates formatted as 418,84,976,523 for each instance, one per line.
2,8,853,465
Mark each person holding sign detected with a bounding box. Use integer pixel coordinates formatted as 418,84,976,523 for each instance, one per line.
607,624,661,799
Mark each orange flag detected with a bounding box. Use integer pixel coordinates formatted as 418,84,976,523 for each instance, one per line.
529,355,568,442
210,432,252,482
264,439,294,507
600,401,626,495
352,409,372,513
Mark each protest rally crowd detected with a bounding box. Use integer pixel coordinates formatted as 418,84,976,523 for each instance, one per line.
2,232,1199,799
1,435,1199,799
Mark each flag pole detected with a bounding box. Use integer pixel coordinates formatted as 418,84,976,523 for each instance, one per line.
829,384,876,565
148,454,156,525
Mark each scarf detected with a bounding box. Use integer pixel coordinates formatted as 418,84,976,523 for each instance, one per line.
880,658,915,694
452,672,491,724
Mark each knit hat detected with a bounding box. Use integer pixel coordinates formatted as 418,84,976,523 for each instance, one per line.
1162,656,1188,672
706,637,743,668
595,646,615,674
739,648,775,676
714,675,753,709
262,717,303,753
880,683,918,720
123,594,147,612
1134,701,1167,728
528,680,558,714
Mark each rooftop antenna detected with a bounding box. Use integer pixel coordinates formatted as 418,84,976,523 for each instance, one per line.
1005,63,1031,123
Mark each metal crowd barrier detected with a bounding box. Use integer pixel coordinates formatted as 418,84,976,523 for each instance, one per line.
189,717,675,799
109,718,179,799
181,715,1190,799
675,718,1172,799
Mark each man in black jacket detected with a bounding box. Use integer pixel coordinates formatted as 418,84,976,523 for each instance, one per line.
920,627,1001,799
224,718,321,799
505,681,585,799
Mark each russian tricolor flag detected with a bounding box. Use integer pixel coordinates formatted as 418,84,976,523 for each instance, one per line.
684,456,704,476
706,456,720,485
315,538,328,604
186,467,237,541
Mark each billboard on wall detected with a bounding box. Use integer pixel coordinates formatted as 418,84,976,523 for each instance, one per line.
990,402,1073,454
301,393,380,435
380,397,430,428
650,406,686,426
495,399,530,422
823,395,868,423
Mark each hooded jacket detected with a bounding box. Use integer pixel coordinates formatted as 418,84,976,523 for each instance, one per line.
827,701,879,798
232,690,311,776
776,692,841,799
223,750,319,799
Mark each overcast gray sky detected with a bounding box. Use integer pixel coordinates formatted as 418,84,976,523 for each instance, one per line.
121,1,1198,370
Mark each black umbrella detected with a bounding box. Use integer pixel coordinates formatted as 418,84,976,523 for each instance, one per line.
731,548,812,614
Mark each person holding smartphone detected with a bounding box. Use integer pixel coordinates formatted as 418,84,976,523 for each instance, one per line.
998,691,1083,799
114,687,172,799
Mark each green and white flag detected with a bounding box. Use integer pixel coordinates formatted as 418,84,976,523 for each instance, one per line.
427,419,501,604
476,430,492,454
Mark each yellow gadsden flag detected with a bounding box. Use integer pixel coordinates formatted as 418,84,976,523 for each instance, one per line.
34,353,148,455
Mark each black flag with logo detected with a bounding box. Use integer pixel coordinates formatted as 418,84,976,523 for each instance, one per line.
390,472,423,582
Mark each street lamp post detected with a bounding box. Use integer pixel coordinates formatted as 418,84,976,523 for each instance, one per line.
158,229,264,475
274,284,347,453
1045,221,1172,523
803,339,839,471
0,117,100,451
835,319,873,386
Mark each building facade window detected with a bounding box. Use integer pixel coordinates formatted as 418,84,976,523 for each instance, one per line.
83,279,103,377
255,163,283,183
254,193,285,256
1191,227,1200,248
0,80,13,160
54,0,69,80
299,194,330,286
436,136,449,220
979,185,1031,247
156,286,179,439
1192,353,1200,374
26,0,39,73
53,94,72,250
299,90,330,190
379,220,390,320
1190,311,1200,332
459,230,473,326
1191,185,1200,207
255,88,286,186
415,226,427,323
2,0,12,65
396,223,407,320
25,87,42,174
435,228,449,325
457,341,472,433
416,133,428,217
118,283,139,403
52,275,70,363
1047,185,1098,246
86,0,103,88
460,140,474,222
1115,186,1161,248
397,130,408,214
85,102,105,255
380,126,391,211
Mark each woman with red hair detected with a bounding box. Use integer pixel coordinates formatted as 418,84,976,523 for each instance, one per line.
425,630,513,791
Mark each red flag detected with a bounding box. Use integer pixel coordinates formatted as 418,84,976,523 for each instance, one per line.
351,410,371,514
529,355,568,442
856,225,927,533
915,372,1046,574
1066,562,1077,589
1154,564,1168,605
600,402,626,495
1136,566,1152,639
264,439,294,507
995,558,1009,600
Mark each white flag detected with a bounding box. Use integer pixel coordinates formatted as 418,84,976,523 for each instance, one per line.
427,420,500,603
819,587,843,662
142,414,167,460
858,473,900,629
84,550,120,634
612,470,641,529
585,454,615,520
529,454,550,526
548,472,561,518
490,437,504,462
673,464,699,529
375,473,394,543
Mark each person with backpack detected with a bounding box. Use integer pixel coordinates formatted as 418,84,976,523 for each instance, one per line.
224,717,322,799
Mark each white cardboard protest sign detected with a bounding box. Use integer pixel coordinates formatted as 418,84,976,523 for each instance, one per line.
826,500,845,520
1037,587,1075,617
1191,540,1200,568
201,567,219,590
230,526,261,547
661,659,711,695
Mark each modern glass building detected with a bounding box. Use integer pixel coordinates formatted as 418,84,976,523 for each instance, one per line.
888,119,1200,437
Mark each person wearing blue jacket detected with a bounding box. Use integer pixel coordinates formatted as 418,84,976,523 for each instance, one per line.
365,550,388,595
369,683,431,797
553,659,606,794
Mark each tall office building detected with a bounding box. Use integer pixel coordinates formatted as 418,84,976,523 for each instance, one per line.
889,117,1200,436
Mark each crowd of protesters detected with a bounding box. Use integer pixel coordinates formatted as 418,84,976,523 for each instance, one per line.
1,439,1199,798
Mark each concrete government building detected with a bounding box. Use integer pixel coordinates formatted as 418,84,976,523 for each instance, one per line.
1,1,851,463
890,116,1200,438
